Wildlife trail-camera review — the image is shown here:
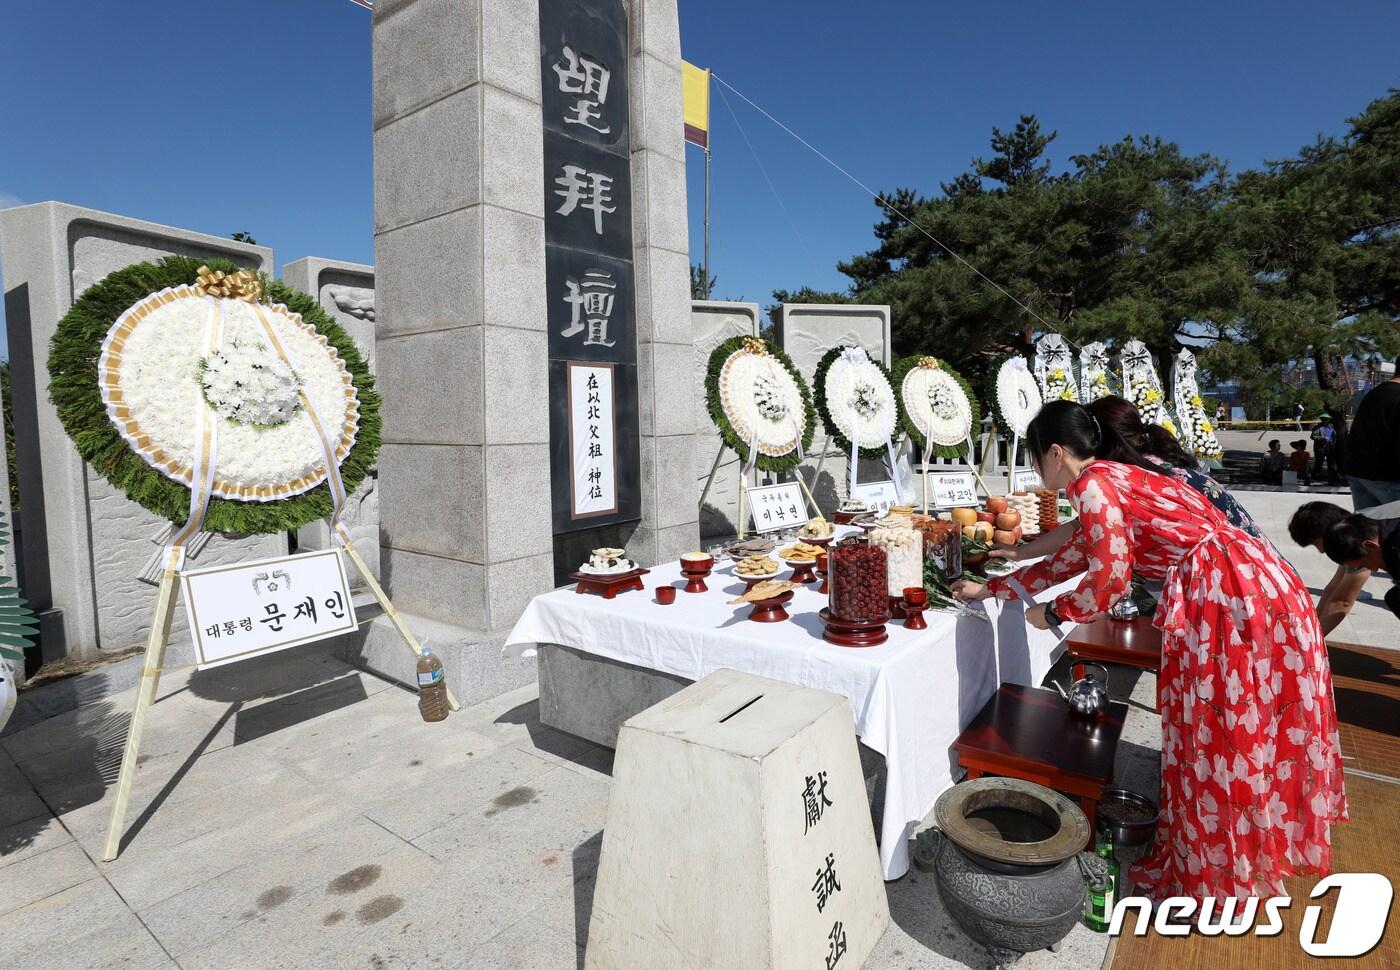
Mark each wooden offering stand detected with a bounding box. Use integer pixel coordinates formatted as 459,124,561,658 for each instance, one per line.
902,588,929,631
786,559,818,584
681,563,713,593
886,595,907,621
747,590,795,623
819,607,890,647
571,568,649,599
814,553,829,594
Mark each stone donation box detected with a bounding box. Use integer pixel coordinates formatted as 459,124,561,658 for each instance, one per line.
586,670,890,969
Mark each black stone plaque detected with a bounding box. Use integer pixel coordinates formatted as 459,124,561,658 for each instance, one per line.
541,0,640,534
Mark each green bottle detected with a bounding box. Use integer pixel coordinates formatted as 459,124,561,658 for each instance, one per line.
1083,824,1119,933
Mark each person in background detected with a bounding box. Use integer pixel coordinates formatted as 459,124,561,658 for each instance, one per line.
1215,402,1227,426
1323,512,1400,620
1260,439,1288,485
1311,415,1336,482
1289,501,1370,635
1295,401,1306,432
1291,440,1313,485
955,401,1347,904
1344,355,1400,510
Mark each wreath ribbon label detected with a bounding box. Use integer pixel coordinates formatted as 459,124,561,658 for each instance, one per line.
160,296,225,573
249,305,352,542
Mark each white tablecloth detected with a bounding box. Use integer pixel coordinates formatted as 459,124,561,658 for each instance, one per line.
504,560,1070,879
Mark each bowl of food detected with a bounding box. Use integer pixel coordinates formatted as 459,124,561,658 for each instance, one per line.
732,555,781,584
680,551,714,573
797,516,836,545
1097,787,1159,847
777,541,823,566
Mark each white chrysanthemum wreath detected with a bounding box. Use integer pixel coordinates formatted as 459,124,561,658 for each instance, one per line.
712,337,812,467
901,357,973,448
1079,342,1113,402
101,283,359,500
814,345,901,458
992,355,1043,439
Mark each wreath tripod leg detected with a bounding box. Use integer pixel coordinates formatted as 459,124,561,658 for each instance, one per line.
336,526,461,713
102,566,180,861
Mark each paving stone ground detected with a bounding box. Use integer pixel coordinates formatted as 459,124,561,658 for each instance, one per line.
4,488,1387,970
0,638,1162,970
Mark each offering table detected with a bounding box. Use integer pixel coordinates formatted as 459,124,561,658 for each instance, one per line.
505,561,1073,880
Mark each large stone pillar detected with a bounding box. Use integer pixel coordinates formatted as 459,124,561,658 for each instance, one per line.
368,0,696,701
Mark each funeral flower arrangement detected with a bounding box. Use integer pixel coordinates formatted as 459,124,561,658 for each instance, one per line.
989,355,1043,439
893,355,981,460
813,345,903,459
1033,333,1078,403
1078,342,1113,402
1120,340,1177,438
48,256,381,535
1172,348,1223,460
705,335,815,473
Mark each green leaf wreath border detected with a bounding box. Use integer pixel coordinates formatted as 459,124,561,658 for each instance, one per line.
812,345,905,461
892,355,982,461
703,335,815,474
47,255,381,536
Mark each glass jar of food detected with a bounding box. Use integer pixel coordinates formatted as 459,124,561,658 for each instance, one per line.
918,518,962,585
870,526,922,597
827,538,889,621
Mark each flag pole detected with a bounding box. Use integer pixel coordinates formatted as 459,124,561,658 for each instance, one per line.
703,146,712,288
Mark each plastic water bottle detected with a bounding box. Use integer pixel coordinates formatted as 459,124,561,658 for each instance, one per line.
416,646,449,722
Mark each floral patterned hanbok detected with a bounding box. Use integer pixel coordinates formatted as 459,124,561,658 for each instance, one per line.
987,460,1348,901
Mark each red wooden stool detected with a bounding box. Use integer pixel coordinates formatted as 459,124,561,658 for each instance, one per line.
1064,616,1162,673
952,683,1128,842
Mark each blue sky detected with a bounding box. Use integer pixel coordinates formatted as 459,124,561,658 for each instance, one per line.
2,0,1398,347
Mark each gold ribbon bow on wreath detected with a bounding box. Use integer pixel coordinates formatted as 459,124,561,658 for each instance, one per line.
917,356,941,370
742,336,768,357
195,265,263,302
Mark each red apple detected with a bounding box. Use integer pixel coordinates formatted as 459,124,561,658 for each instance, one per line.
993,529,1017,546
1012,526,1024,542
995,511,1021,531
986,496,1009,515
977,511,997,524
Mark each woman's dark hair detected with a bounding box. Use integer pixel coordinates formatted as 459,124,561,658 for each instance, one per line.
1085,396,1198,469
1025,399,1162,474
1322,513,1380,565
1288,501,1350,547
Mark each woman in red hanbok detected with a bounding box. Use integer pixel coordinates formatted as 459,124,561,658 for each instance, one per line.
956,401,1348,901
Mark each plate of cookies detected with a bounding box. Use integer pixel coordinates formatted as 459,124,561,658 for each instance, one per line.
777,541,824,565
732,555,781,582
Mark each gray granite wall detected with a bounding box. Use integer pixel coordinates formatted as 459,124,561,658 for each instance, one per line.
0,202,287,661
774,303,892,513
691,301,760,539
283,258,380,591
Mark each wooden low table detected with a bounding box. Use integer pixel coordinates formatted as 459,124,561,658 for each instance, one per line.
952,683,1128,840
1064,615,1162,673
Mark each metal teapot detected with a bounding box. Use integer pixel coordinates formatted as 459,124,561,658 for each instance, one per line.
1053,662,1110,718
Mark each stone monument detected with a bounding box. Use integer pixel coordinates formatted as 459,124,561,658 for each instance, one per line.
0,202,287,662
775,302,893,511
364,0,697,705
691,300,761,538
283,257,380,591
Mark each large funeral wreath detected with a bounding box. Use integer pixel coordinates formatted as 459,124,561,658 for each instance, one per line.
812,345,903,460
704,335,815,474
988,354,1043,440
48,255,381,535
893,355,981,460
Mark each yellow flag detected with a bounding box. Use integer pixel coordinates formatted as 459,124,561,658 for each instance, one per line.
682,60,710,150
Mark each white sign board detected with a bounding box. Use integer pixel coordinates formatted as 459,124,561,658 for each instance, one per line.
181,549,358,670
748,482,806,533
929,472,978,509
1011,468,1043,492
568,361,618,519
851,480,899,516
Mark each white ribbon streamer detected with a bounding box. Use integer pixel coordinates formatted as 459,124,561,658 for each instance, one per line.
251,305,353,543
